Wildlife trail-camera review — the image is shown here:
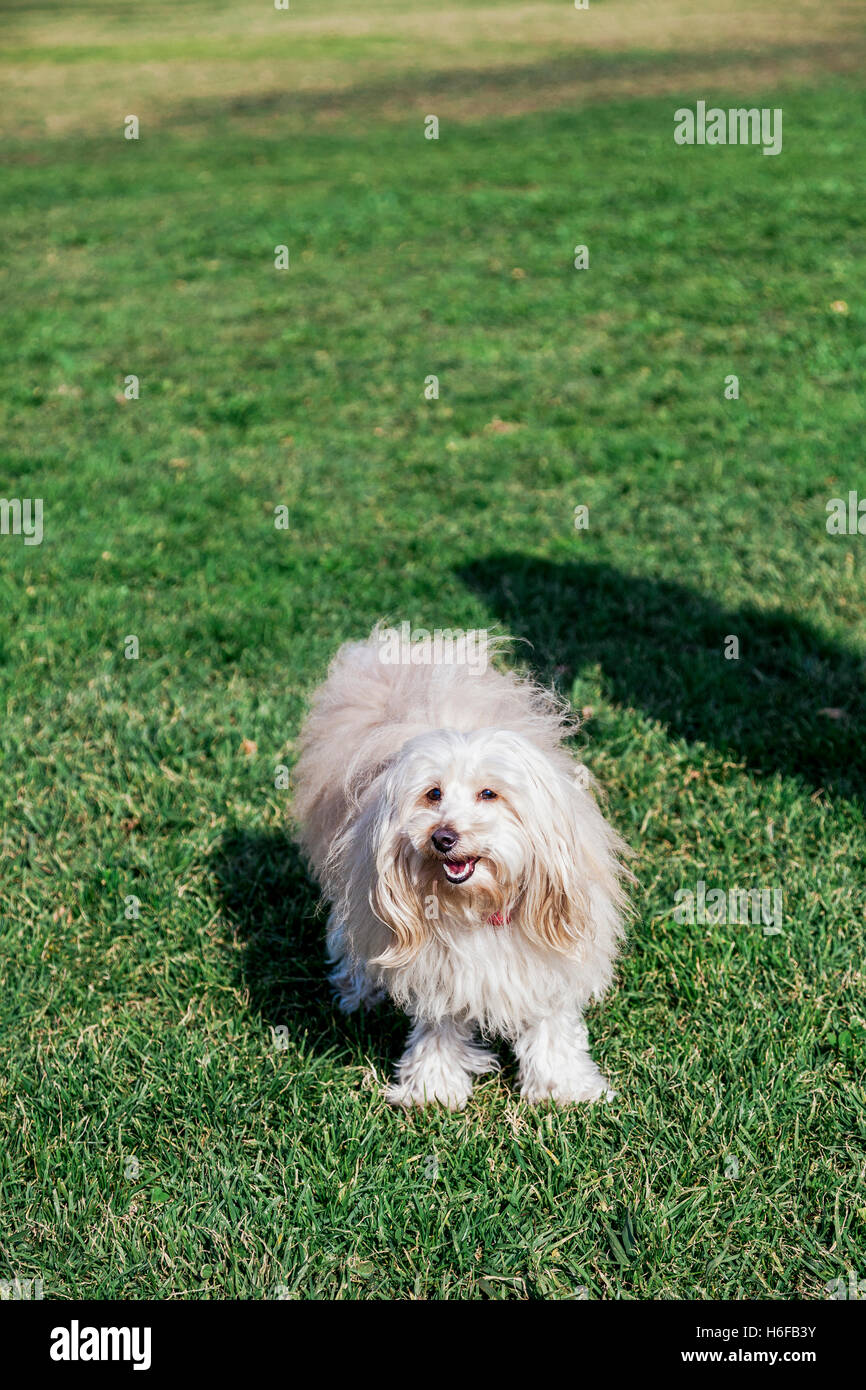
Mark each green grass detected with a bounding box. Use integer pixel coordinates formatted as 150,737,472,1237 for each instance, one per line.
1,0,865,1300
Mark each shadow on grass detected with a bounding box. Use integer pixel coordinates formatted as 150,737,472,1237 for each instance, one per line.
460,554,865,802
211,828,403,1068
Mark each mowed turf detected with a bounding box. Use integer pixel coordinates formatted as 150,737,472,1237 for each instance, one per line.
1,0,864,1299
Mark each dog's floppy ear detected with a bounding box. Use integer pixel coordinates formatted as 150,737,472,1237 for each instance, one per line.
327,767,430,969
361,780,431,966
519,787,592,950
513,741,628,955
369,838,430,966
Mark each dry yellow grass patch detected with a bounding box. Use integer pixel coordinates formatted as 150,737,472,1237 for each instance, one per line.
2,0,864,140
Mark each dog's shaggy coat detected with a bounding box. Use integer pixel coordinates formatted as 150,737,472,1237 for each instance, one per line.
293,628,631,1108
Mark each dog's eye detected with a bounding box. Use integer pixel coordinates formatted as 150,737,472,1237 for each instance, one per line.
426,787,442,802
478,788,498,800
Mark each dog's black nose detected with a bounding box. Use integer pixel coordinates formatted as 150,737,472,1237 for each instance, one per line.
432,826,459,854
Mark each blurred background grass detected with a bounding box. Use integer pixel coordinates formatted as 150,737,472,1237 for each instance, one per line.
0,0,864,1300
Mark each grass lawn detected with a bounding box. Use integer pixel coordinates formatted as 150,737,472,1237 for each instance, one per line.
1,0,864,1299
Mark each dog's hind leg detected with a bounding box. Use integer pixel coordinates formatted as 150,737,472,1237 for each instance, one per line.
329,955,386,1013
326,913,385,1013
387,1017,500,1110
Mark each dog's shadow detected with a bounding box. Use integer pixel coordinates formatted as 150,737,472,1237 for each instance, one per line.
460,555,865,802
211,828,406,1069
213,554,863,1078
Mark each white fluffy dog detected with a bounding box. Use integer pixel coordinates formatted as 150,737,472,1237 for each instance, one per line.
293,627,631,1109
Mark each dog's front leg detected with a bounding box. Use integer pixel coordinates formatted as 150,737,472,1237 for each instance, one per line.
515,1009,614,1105
387,1017,499,1110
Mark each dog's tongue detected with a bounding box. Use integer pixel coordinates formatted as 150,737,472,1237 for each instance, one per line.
443,857,477,882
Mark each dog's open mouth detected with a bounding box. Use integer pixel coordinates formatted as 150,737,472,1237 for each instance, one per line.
441,857,478,884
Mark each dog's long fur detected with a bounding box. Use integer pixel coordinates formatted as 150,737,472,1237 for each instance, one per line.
293,628,631,1108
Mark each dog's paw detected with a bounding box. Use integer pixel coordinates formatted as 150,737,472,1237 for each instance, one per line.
519,1073,616,1106
386,1072,474,1111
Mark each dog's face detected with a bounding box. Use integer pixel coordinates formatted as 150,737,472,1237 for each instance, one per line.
391,729,529,906
366,728,598,959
